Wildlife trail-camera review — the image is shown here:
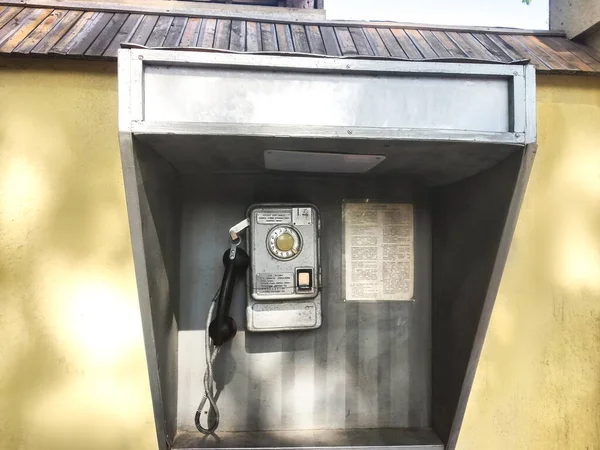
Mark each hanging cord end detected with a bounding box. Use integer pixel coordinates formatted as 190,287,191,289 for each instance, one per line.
195,290,222,435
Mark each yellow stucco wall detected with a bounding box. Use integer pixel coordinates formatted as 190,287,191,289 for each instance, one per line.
458,75,600,449
0,58,599,450
0,58,157,450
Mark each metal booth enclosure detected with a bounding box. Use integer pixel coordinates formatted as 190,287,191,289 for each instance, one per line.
118,48,536,450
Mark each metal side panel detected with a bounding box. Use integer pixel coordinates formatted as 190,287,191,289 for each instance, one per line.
119,133,170,450
133,142,182,446
431,147,531,446
446,144,537,449
119,48,183,446
120,135,182,449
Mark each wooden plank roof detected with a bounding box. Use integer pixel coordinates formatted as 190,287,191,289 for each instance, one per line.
1,3,600,74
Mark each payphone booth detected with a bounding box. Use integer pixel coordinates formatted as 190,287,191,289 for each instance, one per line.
118,49,536,450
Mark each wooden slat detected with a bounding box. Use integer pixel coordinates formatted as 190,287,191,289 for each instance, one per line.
363,27,389,57
499,34,550,69
197,17,216,48
229,19,245,51
31,10,82,54
260,22,277,51
245,21,261,52
0,6,23,30
179,17,201,47
471,33,513,62
447,31,499,61
565,40,600,67
485,33,523,60
446,31,491,60
103,13,142,57
461,32,502,60
378,28,407,57
539,36,600,71
390,28,419,58
163,16,187,47
0,6,597,74
319,26,340,56
501,34,552,69
67,11,112,54
431,31,466,58
0,8,35,46
521,35,579,70
146,15,174,48
419,30,451,58
127,14,157,46
405,29,437,58
85,12,128,56
213,18,231,50
305,24,325,54
0,1,569,35
46,11,95,54
0,8,51,52
334,27,357,56
290,24,310,53
275,23,293,52
348,27,374,56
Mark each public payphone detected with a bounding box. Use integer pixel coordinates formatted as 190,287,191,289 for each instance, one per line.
197,204,322,433
119,49,536,450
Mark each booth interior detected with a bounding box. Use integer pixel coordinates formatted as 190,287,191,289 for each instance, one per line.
130,131,526,450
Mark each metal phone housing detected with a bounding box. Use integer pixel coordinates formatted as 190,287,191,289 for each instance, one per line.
246,203,322,332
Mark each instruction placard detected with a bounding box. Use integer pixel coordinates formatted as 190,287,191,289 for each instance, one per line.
256,273,294,295
343,202,414,301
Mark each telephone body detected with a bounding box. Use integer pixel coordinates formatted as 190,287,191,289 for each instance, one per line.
246,204,322,332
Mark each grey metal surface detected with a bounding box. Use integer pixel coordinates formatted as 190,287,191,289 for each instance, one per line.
445,144,537,450
135,133,519,186
137,49,526,75
136,145,183,445
132,122,525,146
263,150,385,174
119,54,176,450
118,137,182,449
143,65,510,133
524,65,537,143
247,204,322,332
430,149,524,445
125,51,534,146
177,174,431,433
173,428,444,449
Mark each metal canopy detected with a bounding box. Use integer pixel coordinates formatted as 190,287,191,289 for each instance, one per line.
120,49,536,185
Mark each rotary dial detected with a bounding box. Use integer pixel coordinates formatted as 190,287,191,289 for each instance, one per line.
267,226,302,260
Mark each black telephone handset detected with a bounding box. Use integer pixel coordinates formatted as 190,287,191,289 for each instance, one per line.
208,245,249,346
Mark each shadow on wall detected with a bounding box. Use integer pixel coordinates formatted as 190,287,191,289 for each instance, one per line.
0,58,157,450
458,76,600,450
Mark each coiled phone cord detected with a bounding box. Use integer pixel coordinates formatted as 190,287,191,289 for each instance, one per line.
195,288,221,435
